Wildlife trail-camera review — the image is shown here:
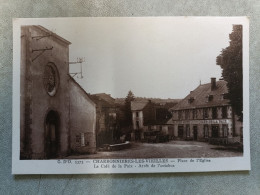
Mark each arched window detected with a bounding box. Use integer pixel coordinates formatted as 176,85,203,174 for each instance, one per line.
43,63,60,96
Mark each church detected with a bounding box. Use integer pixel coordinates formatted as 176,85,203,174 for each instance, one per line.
20,25,96,159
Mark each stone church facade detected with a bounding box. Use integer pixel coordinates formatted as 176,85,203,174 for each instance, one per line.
20,25,96,159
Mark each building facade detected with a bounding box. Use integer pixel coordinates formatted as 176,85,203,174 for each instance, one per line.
90,93,119,147
168,78,243,144
20,25,96,159
131,100,177,141
131,101,146,140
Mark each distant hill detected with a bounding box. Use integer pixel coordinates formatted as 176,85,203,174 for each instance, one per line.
115,97,181,106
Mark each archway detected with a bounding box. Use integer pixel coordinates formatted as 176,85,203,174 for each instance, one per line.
45,110,60,159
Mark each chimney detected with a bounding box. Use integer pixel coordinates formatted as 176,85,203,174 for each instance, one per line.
211,77,216,90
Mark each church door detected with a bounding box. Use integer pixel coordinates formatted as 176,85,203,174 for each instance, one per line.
45,110,60,159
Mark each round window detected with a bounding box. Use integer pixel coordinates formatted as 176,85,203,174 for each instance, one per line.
43,63,59,96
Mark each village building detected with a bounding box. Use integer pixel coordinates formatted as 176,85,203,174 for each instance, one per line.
131,99,179,141
168,78,243,144
20,25,96,159
90,93,120,147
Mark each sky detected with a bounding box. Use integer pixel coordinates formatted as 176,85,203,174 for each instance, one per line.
18,17,244,99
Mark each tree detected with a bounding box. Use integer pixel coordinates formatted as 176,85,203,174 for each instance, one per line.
216,25,243,120
124,90,135,126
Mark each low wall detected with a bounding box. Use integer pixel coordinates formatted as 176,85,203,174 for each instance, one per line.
109,141,131,151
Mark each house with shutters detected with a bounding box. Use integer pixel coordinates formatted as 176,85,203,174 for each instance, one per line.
168,78,243,144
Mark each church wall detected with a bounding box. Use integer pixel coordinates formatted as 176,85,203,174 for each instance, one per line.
69,80,96,154
20,25,97,159
21,26,70,159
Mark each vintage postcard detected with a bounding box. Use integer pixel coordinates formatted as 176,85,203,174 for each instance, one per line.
12,17,250,174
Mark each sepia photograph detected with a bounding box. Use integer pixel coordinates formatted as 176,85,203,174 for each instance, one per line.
12,17,250,174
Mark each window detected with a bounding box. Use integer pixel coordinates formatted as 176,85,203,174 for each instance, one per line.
178,125,184,138
186,125,190,137
43,63,59,96
188,97,194,103
222,93,229,100
204,125,209,138
203,108,209,119
81,133,85,147
192,109,195,119
194,109,198,119
222,106,227,118
178,110,182,120
207,95,213,102
212,107,217,119
223,125,228,137
109,113,116,122
185,110,189,119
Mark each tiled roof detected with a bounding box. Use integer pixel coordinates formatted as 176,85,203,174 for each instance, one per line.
131,100,148,111
115,98,125,105
91,93,115,107
171,80,230,110
93,93,115,104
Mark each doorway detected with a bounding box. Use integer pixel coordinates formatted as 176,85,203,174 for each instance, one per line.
45,110,60,159
193,126,198,140
212,125,219,138
178,125,184,138
135,130,141,141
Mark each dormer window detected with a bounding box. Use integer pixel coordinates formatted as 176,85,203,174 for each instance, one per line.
207,95,213,102
188,97,194,103
222,93,229,100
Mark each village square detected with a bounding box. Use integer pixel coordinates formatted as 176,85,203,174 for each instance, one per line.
20,23,243,160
